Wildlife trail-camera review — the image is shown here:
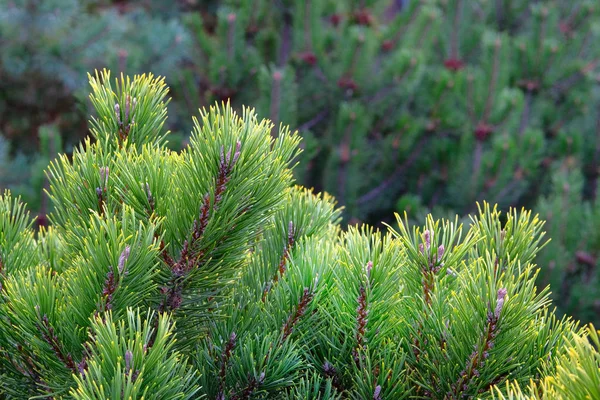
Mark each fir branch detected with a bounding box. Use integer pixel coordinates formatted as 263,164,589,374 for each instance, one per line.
36,309,77,374
450,288,507,397
281,287,314,341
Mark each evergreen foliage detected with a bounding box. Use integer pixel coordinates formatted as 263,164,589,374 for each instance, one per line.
1,71,599,399
2,0,600,325
180,0,600,221
535,162,600,325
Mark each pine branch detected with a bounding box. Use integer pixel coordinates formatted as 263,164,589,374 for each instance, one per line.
216,332,237,400
482,37,502,122
160,142,242,312
230,373,265,400
13,344,44,387
323,361,344,392
450,288,507,397
36,310,77,374
281,287,314,342
114,95,137,143
352,285,369,366
357,134,432,205
419,230,444,305
263,221,296,301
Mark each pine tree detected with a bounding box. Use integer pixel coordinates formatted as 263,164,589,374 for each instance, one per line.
1,71,599,399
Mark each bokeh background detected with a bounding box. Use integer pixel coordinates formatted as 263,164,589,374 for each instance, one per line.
1,0,599,324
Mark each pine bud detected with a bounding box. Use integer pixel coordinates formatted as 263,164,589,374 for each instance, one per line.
373,385,382,400
494,288,507,318
125,349,133,373
118,246,130,274
423,229,431,250
114,103,121,124
366,260,373,278
99,166,109,187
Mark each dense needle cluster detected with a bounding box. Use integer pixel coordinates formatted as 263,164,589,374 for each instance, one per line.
0,71,598,400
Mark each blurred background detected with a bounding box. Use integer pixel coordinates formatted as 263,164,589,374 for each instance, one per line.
0,0,599,324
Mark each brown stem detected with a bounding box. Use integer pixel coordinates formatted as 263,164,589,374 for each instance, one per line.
0,255,4,292
37,312,77,374
518,90,533,139
304,0,312,51
482,38,502,122
466,74,477,125
352,285,369,366
281,287,314,341
279,9,292,66
160,143,241,313
470,141,483,200
216,332,237,400
450,0,462,60
227,13,236,62
230,373,265,400
357,135,430,205
269,70,282,138
536,9,547,69
263,222,296,301
450,288,506,398
296,109,329,132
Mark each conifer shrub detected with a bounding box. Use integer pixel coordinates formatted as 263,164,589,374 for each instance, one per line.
177,0,600,325
2,0,600,327
1,71,599,399
179,0,600,222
